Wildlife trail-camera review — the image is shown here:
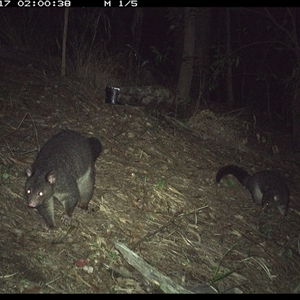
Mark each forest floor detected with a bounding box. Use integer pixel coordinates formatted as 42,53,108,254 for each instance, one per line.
0,56,300,294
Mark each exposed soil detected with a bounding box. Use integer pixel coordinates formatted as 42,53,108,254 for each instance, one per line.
0,57,300,294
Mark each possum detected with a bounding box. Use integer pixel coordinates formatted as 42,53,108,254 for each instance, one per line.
216,165,289,216
25,130,102,228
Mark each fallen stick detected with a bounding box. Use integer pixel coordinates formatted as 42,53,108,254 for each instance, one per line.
115,242,193,294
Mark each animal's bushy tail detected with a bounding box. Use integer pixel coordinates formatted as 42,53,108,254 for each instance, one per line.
88,137,102,161
216,165,251,187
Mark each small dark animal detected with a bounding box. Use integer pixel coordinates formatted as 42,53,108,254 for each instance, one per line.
216,165,289,216
25,130,102,228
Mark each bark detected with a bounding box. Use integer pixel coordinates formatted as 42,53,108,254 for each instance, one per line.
176,7,196,103
128,7,143,82
195,8,211,105
61,7,69,77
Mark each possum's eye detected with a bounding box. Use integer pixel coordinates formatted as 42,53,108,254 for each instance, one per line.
26,189,31,195
262,201,270,210
38,191,44,197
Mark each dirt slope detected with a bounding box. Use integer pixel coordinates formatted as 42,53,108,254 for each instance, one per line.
0,57,300,294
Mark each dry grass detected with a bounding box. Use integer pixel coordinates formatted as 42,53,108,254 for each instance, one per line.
0,57,300,294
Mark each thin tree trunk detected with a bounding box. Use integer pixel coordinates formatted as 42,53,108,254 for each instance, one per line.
128,7,143,85
61,7,69,77
176,7,196,105
195,8,211,106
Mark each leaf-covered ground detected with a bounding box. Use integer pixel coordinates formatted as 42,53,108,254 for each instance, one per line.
0,57,300,294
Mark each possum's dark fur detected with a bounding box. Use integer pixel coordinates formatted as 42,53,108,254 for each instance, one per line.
25,130,102,228
216,165,289,216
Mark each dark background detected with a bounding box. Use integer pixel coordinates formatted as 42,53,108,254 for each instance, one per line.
0,7,298,130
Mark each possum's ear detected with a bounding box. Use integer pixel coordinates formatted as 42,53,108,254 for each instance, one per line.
46,171,57,184
26,167,32,177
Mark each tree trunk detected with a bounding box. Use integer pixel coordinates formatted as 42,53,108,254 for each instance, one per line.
195,8,211,106
61,7,69,77
176,7,196,106
128,7,143,84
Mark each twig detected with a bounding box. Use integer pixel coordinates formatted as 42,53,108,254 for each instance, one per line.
0,113,28,141
0,112,40,151
0,272,18,279
132,205,208,250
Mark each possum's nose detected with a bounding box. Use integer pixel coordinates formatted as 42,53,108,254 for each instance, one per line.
28,201,38,208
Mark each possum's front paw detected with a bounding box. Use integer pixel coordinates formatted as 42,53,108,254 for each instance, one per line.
61,214,72,226
75,205,91,215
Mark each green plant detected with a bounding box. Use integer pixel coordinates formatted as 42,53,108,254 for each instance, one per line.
221,177,239,187
210,242,239,284
146,213,154,222
155,177,167,190
107,251,119,264
2,172,9,180
2,164,15,180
